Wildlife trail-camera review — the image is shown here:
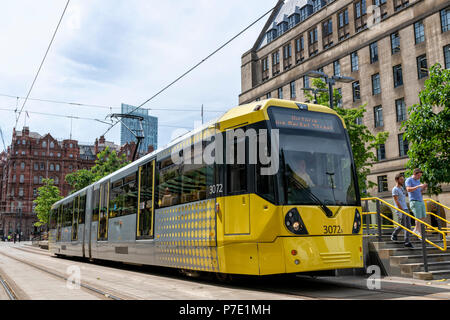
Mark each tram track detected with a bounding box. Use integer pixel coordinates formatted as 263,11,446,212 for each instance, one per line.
9,246,450,300
0,272,17,300
0,250,130,300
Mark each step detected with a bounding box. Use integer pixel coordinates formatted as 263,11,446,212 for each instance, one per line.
371,240,446,250
365,234,443,242
390,253,450,266
413,270,450,281
377,247,449,260
400,261,450,275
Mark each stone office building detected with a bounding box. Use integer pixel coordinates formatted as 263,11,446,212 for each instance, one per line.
239,0,450,218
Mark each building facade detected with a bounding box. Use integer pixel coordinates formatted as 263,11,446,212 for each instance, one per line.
120,103,158,154
239,0,450,215
0,127,133,240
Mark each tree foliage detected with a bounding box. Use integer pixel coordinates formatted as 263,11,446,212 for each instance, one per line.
401,63,450,195
33,178,63,227
66,147,129,193
305,78,389,196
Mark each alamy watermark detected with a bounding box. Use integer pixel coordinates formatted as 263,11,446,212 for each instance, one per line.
366,265,381,290
170,128,280,176
66,265,81,290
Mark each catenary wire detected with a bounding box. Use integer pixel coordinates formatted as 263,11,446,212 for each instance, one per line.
14,0,71,128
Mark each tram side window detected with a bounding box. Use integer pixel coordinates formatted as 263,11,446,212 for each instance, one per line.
157,141,213,208
226,135,247,195
64,203,72,227
109,173,138,218
92,189,100,222
72,198,79,241
256,132,276,203
79,195,86,224
138,162,154,238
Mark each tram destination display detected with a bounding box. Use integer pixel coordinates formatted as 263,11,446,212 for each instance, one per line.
270,108,342,133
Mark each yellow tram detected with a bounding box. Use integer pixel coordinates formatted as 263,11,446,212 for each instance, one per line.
49,99,363,276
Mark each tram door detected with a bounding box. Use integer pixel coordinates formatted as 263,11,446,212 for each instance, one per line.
137,160,155,239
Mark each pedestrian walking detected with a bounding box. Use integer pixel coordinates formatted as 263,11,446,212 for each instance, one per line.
13,232,16,243
405,168,428,238
391,174,413,248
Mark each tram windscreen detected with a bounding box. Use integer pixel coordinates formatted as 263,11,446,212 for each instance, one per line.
270,107,358,206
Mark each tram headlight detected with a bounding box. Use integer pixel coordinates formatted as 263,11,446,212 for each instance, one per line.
285,208,308,235
352,209,362,234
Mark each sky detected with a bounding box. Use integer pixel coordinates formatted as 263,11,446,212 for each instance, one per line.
0,0,276,151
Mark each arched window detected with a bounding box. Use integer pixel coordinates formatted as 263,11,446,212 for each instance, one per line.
42,141,47,148
50,142,54,148
21,162,25,170
50,164,54,171
55,164,60,171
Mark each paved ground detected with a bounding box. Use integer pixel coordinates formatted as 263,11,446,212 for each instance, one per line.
0,241,449,300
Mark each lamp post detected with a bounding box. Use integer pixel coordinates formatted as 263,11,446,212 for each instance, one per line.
301,88,328,104
305,70,355,109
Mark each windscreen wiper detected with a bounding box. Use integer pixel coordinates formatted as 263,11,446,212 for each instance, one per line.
281,149,333,218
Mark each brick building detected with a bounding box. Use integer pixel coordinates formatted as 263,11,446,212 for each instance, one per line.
0,127,153,240
239,0,450,214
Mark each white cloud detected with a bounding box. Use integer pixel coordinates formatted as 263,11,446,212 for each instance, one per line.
0,0,275,150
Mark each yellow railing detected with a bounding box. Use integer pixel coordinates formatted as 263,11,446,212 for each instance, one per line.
424,198,450,229
361,197,447,251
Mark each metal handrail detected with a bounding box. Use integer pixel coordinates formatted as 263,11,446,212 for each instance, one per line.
424,198,450,227
362,197,447,251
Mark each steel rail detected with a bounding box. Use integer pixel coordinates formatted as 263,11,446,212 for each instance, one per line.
0,250,125,300
0,276,17,300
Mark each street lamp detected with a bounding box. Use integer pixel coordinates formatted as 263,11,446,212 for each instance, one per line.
306,70,355,109
301,87,328,104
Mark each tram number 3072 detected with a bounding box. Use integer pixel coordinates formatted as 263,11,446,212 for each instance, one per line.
209,184,223,195
323,225,343,235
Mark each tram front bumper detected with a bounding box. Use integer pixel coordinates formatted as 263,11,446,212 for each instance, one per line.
279,235,364,274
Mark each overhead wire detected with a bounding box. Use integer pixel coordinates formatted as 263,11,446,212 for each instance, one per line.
101,3,279,137
14,0,71,129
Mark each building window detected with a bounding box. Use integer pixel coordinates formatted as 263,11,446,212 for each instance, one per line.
372,74,381,95
394,0,409,12
283,44,292,70
352,81,361,102
391,32,400,54
354,0,367,32
19,188,24,197
308,27,319,56
40,163,44,171
20,162,25,170
396,98,407,122
34,176,38,184
272,51,280,76
290,81,296,99
312,0,325,12
56,164,60,171
288,13,300,29
20,175,24,183
12,175,16,183
295,37,305,63
338,8,350,40
39,176,43,184
262,56,269,81
378,175,388,193
278,87,283,99
34,163,38,171
266,92,272,99
374,106,384,127
267,29,277,43
304,75,310,89
336,88,343,108
398,133,409,157
414,21,425,44
322,18,333,49
50,141,54,148
417,55,428,79
334,60,341,77
50,164,54,171
393,65,403,88
445,45,450,69
351,52,359,72
377,144,386,161
55,177,59,185
57,153,61,157
369,42,378,63
441,8,450,32
42,141,47,148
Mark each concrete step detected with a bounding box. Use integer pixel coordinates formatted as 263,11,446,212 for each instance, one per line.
414,270,450,281
365,234,443,242
377,246,449,260
372,240,446,250
390,253,450,266
400,261,450,275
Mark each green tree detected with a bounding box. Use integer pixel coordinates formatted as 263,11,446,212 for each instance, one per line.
33,178,63,227
401,63,450,195
305,78,389,196
66,147,129,193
